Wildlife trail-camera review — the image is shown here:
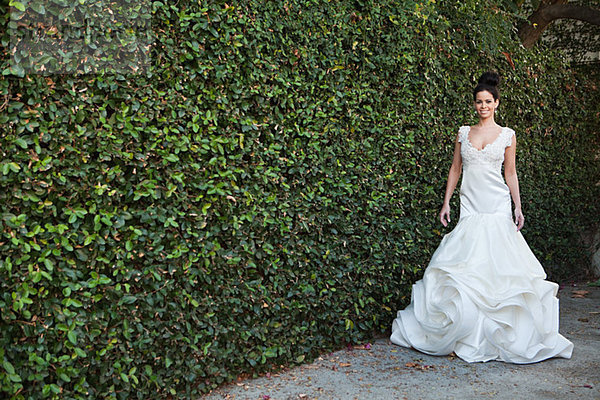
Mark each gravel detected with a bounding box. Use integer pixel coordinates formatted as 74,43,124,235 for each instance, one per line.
201,284,600,400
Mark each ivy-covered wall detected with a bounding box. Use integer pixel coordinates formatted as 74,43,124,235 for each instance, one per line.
1,0,598,398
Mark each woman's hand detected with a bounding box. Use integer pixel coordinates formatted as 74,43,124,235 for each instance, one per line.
439,204,451,227
514,208,524,231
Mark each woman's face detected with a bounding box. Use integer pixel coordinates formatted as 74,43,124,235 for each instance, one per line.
474,90,499,120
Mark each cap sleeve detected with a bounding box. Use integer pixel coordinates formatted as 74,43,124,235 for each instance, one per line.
457,126,469,143
504,128,515,148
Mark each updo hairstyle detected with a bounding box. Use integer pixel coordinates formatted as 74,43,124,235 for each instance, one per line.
473,71,500,101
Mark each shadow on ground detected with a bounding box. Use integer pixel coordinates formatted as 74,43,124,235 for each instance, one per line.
202,284,600,400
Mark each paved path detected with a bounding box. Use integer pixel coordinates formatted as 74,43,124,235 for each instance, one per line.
202,284,600,400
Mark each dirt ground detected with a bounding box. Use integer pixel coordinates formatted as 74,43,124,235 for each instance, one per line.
201,284,600,400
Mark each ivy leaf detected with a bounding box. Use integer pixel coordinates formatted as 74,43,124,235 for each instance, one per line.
3,360,16,375
9,1,26,12
14,138,27,148
31,2,46,14
67,331,77,345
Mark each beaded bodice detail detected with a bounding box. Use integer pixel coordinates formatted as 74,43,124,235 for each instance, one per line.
458,126,515,169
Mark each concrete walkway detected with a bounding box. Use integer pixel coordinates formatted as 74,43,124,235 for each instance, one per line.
202,284,600,400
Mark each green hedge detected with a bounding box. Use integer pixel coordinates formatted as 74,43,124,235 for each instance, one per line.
1,0,598,398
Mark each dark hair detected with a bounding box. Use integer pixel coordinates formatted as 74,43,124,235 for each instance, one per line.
473,71,500,101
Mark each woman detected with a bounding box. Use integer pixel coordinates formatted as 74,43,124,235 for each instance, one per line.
390,72,573,363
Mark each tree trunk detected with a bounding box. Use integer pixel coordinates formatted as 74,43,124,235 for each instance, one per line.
519,2,600,48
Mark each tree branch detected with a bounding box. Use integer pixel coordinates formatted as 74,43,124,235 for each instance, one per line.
545,4,600,25
519,3,600,48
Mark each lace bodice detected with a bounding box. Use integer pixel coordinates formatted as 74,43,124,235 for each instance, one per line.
458,126,515,168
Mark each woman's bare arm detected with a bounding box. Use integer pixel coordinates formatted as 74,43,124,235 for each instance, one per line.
503,134,524,231
439,134,463,227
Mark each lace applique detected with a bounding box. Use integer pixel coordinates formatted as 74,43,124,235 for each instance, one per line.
503,128,515,148
459,126,515,168
457,126,469,144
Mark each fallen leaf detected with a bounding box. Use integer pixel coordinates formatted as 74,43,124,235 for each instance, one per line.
339,362,351,367
572,290,589,298
352,343,372,350
303,364,320,369
570,384,594,389
578,318,589,322
405,362,436,371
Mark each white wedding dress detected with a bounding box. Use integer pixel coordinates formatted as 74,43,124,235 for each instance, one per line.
390,126,573,363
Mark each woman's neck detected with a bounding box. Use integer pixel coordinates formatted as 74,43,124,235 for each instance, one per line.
476,116,498,128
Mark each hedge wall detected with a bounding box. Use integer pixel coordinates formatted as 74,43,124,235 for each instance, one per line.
1,0,599,398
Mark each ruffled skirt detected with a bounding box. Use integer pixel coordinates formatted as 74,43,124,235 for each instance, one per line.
390,213,573,363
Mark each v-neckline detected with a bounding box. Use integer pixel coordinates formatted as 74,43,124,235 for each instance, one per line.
466,126,504,152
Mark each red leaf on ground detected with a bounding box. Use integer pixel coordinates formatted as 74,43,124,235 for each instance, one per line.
572,290,589,298
405,362,436,371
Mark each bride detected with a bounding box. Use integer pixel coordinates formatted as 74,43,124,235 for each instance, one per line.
390,72,574,363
